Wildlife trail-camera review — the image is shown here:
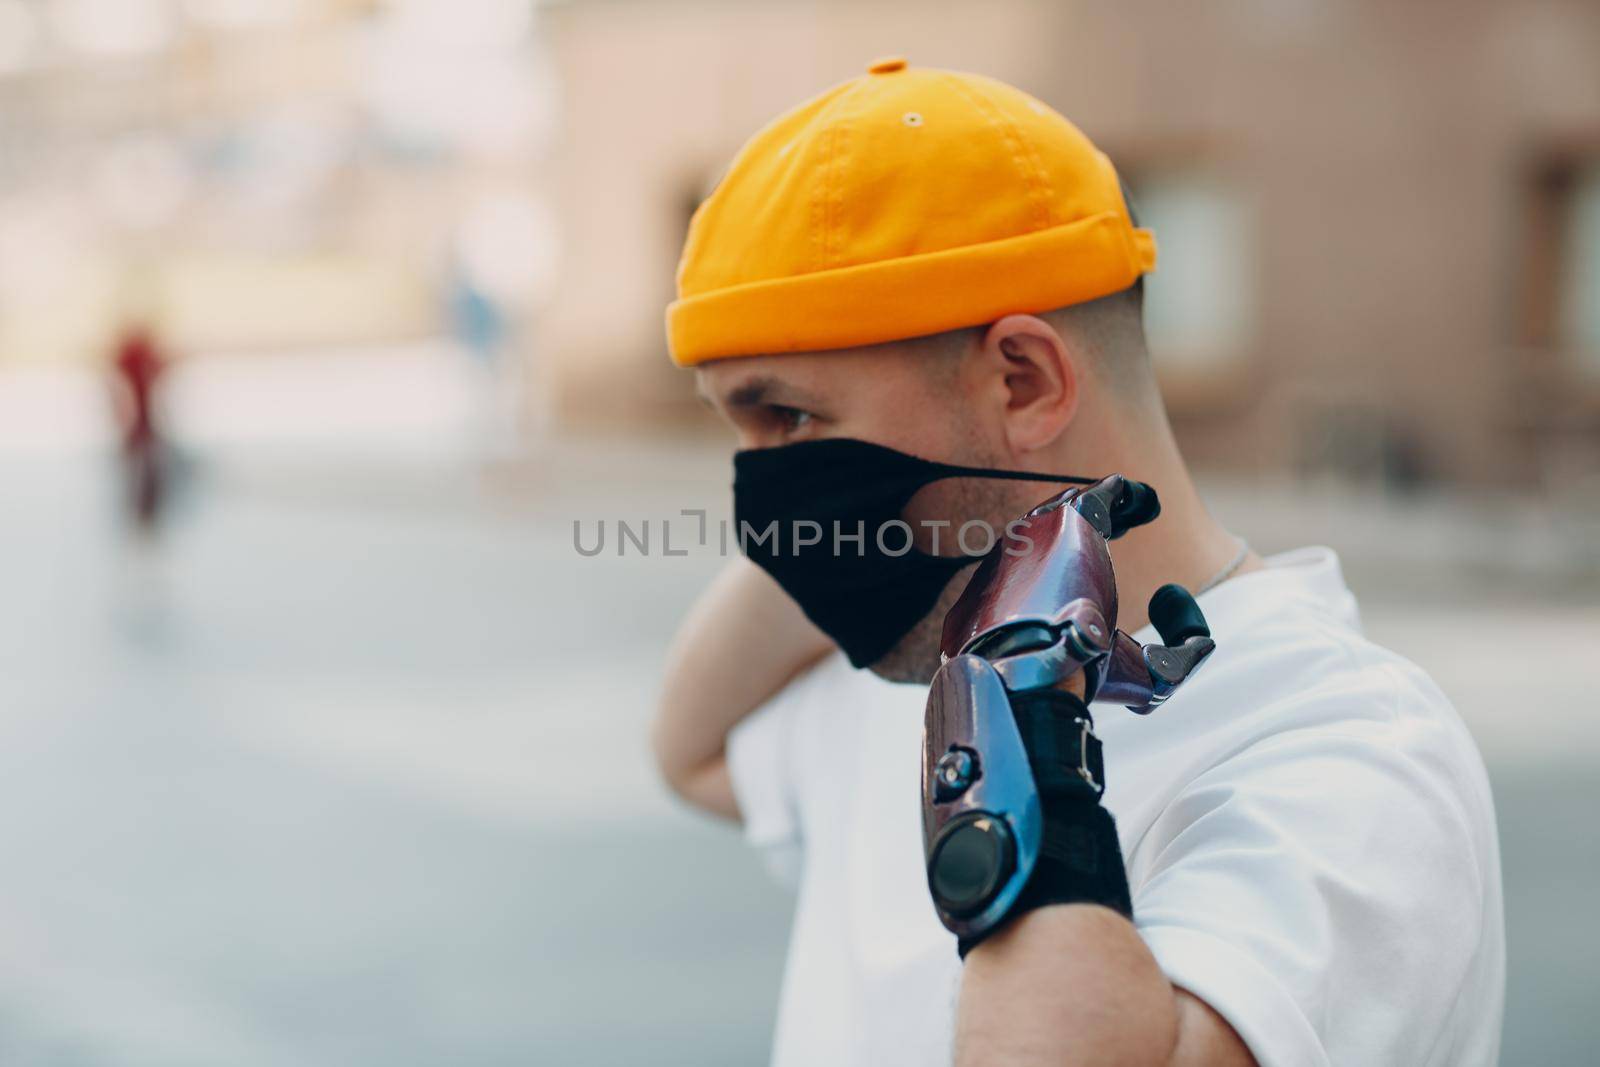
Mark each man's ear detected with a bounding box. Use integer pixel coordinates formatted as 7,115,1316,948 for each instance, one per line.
976,314,1080,455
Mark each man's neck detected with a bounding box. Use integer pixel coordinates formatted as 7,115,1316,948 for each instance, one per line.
1069,403,1258,635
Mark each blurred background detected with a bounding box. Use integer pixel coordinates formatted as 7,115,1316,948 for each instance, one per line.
1,0,1597,1063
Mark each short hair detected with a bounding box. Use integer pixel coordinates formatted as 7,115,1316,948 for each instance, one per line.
1042,281,1152,393
910,279,1151,395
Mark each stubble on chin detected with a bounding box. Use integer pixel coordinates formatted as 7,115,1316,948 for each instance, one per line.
865,565,977,685
864,468,1043,686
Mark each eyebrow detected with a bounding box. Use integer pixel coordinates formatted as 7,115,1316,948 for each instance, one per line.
704,375,821,412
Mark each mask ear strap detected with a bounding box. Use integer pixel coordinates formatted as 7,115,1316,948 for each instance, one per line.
927,461,1096,487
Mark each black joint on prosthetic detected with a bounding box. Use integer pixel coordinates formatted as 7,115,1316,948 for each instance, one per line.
1108,479,1160,539
1067,475,1159,541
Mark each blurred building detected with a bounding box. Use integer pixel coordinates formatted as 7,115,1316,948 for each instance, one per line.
4,0,1597,492
541,0,1600,492
0,0,554,388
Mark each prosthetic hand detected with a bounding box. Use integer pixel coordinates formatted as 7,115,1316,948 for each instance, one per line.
921,476,1215,956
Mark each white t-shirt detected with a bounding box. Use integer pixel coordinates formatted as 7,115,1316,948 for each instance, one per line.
726,547,1504,1067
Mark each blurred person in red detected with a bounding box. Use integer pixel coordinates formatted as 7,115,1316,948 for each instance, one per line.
109,322,168,536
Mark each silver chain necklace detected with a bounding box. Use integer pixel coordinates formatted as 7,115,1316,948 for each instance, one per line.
1195,536,1251,596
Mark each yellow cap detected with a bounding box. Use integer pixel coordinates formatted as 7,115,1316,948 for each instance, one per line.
667,59,1156,367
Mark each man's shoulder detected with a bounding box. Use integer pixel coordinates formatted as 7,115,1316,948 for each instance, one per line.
1161,572,1489,800
1195,553,1455,726
1170,606,1498,869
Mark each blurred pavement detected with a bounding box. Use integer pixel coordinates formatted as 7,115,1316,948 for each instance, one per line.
0,350,1596,1065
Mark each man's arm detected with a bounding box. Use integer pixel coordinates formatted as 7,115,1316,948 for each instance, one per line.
957,905,1256,1067
950,666,1256,1066
652,557,834,819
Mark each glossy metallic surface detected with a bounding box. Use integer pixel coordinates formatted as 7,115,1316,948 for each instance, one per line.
989,606,1109,693
939,480,1119,660
921,655,1041,938
936,474,1216,712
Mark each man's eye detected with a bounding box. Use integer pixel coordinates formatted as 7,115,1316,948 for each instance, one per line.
773,407,814,434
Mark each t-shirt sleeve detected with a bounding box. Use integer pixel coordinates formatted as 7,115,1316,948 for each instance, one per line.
1131,716,1488,1067
725,654,840,888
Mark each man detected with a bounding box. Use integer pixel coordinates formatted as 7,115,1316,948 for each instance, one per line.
653,58,1503,1066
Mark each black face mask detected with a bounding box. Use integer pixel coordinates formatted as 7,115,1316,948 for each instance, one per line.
732,437,1094,669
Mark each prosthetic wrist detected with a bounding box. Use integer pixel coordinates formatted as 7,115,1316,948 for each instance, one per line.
921,476,1216,957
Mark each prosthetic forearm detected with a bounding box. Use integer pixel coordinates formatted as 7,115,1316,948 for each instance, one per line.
922,476,1215,956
